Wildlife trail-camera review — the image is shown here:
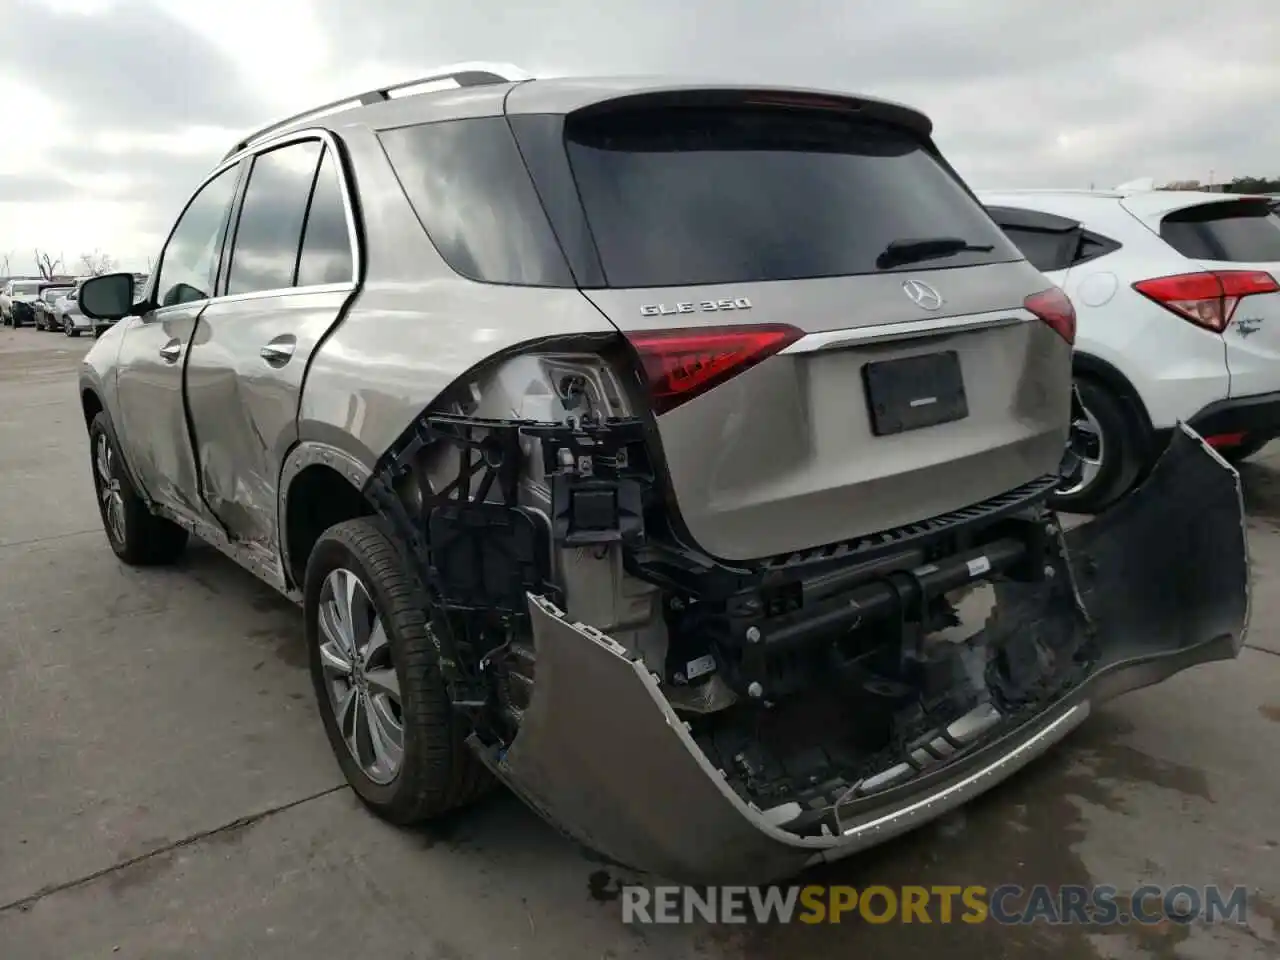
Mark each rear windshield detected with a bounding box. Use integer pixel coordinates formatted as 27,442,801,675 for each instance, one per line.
42,288,70,302
12,281,41,295
563,106,1021,288
1160,200,1280,262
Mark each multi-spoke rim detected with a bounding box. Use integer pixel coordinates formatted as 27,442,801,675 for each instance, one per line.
94,433,126,545
318,568,404,785
1057,404,1105,497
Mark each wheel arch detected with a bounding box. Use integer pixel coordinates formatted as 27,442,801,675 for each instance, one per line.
278,442,376,591
1071,351,1155,454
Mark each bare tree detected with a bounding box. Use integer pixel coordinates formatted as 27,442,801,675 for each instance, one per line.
78,250,116,277
145,254,155,273
34,249,63,280
0,251,10,276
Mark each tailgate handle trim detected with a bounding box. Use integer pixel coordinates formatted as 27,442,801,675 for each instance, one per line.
780,309,1033,354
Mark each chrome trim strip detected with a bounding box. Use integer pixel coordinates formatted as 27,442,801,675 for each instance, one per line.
779,308,1034,354
821,702,1089,853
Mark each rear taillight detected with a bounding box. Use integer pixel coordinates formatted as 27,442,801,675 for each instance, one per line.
1025,287,1076,345
1132,270,1279,333
628,323,804,415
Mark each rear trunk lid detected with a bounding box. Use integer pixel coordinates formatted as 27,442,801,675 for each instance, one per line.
1122,194,1280,402
536,93,1074,561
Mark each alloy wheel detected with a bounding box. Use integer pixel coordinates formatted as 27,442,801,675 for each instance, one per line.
1057,403,1105,497
94,432,126,545
317,568,405,785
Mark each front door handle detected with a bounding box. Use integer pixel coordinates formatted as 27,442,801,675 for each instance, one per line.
158,340,183,363
259,336,297,366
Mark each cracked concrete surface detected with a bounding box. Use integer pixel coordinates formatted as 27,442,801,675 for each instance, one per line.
0,329,1277,959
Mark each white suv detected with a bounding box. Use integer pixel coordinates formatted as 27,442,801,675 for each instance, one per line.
981,188,1280,512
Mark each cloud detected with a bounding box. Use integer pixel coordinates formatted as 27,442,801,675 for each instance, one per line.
1,0,1277,269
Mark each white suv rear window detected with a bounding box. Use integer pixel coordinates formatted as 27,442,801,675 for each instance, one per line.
1160,199,1280,262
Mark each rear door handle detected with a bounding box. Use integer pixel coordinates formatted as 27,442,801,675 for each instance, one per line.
158,340,183,363
259,335,297,366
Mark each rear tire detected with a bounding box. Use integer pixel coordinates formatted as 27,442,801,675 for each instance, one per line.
305,517,492,825
1049,378,1145,515
88,412,189,565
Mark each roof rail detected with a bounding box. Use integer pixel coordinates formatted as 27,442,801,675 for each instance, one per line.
222,61,532,160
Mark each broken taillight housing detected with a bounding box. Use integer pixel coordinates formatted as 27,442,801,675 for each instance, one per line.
1133,270,1279,333
1024,286,1077,345
627,323,804,415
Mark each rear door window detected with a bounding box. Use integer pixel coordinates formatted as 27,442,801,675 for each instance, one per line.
295,146,354,287
995,224,1079,272
563,106,1022,288
225,140,324,296
987,205,1121,272
1160,200,1280,262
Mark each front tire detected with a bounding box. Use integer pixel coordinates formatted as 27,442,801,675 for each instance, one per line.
305,518,491,825
88,412,189,565
1049,378,1145,514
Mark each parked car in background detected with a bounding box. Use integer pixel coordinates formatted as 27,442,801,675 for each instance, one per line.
3,278,46,327
34,283,75,330
72,67,1248,884
981,188,1280,512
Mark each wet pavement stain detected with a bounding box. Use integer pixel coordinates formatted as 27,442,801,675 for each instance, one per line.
590,870,623,903
1258,704,1280,723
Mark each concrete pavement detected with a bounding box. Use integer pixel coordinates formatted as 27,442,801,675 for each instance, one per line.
0,326,1277,959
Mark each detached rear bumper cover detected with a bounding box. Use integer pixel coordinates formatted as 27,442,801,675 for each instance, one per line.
472,424,1249,884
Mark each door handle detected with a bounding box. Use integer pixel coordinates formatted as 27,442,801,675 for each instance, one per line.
158,340,183,363
259,338,297,365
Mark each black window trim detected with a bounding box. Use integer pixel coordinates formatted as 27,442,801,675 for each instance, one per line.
1071,228,1123,268
150,127,362,317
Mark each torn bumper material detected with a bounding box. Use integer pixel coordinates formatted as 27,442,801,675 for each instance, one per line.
472,424,1250,884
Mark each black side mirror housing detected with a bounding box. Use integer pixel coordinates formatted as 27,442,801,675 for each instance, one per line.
79,272,138,321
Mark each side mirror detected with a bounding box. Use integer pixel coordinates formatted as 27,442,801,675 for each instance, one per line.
78,272,136,320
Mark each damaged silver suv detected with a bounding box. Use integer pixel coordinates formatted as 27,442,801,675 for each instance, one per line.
77,65,1250,883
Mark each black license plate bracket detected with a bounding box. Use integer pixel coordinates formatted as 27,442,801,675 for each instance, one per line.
862,350,968,436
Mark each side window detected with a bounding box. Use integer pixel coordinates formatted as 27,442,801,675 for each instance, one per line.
155,165,240,308
998,225,1079,272
225,140,323,296
295,146,354,287
378,117,574,286
1071,230,1122,267
986,206,1085,273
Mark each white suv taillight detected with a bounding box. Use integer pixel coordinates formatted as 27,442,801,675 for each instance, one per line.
1132,270,1280,333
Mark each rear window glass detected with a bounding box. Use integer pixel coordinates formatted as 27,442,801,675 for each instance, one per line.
12,281,40,295
1160,200,1280,262
563,106,1021,288
378,117,573,287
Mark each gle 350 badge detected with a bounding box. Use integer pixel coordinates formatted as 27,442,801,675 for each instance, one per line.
640,297,752,317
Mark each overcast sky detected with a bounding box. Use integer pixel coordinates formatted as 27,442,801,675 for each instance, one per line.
1,0,1276,273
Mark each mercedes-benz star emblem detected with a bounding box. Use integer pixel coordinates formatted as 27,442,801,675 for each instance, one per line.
902,279,943,311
